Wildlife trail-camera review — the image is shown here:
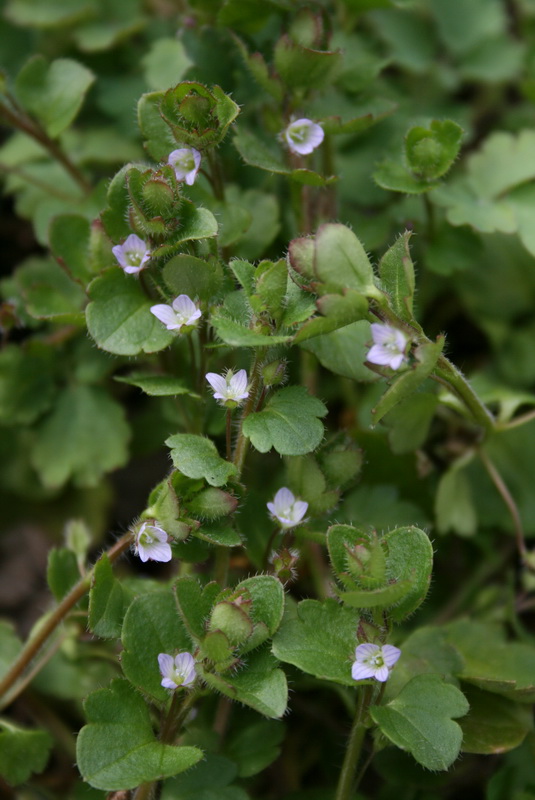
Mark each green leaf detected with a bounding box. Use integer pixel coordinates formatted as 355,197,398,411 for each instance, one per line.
48,214,94,284
242,386,326,456
339,581,414,609
378,231,415,322
175,577,220,642
89,554,134,639
10,256,86,321
435,465,478,536
272,598,357,686
166,434,238,487
274,35,342,90
47,547,79,601
142,38,192,91
233,128,332,187
383,526,434,622
0,621,22,683
445,620,535,702
237,575,285,638
86,268,175,356
121,590,193,703
77,679,203,791
432,130,535,257
372,337,445,423
384,393,439,454
314,223,377,296
294,290,369,344
300,321,378,382
374,159,439,195
371,674,469,771
0,723,53,786
115,372,200,398
163,254,223,302
5,0,95,28
15,56,94,137
384,626,465,702
31,385,130,489
405,120,463,181
227,720,285,778
199,647,288,719
429,0,507,56
162,753,248,800
0,344,57,426
210,314,291,347
137,91,177,162
460,685,533,755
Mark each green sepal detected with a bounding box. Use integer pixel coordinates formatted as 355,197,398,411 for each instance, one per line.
273,35,342,90
198,646,288,719
159,81,240,148
175,577,221,642
378,231,415,322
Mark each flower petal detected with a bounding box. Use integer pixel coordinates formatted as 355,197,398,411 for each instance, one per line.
158,653,174,677
231,369,248,396
146,542,172,562
374,665,390,682
355,643,380,659
382,645,402,667
150,304,180,329
161,677,178,690
273,487,295,510
206,373,228,396
292,500,308,522
351,661,375,681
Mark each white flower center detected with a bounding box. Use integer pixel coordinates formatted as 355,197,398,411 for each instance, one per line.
139,530,154,546
176,153,195,171
368,654,384,668
289,125,308,144
126,250,143,266
172,668,186,685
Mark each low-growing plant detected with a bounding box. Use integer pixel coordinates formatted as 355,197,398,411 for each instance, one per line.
1,1,535,798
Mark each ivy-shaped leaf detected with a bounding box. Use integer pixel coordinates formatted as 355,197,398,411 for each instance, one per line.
242,386,326,456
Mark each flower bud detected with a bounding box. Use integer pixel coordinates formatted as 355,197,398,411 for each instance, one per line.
262,360,286,387
209,596,253,645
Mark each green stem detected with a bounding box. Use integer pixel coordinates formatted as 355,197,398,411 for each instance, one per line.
478,448,528,563
0,533,132,708
434,356,495,433
0,98,92,194
226,408,232,462
133,689,201,800
335,685,372,800
232,349,265,477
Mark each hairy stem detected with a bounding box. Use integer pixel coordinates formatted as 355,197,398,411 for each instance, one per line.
434,357,495,433
335,685,372,800
0,99,92,194
232,349,265,477
478,448,528,564
0,533,132,707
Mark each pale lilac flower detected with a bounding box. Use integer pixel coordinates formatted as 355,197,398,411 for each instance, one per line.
367,323,408,370
351,643,401,683
112,234,151,274
284,118,324,156
168,147,201,185
267,488,308,529
158,652,196,690
205,369,249,407
135,522,172,563
150,294,201,332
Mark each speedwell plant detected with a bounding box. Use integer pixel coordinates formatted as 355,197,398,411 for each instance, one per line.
1,1,535,798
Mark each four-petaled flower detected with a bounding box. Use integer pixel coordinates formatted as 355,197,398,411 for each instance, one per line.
267,487,308,529
150,294,202,332
158,652,196,690
367,323,408,370
284,118,324,156
134,522,172,563
168,147,201,185
351,643,401,683
112,234,151,274
205,369,249,407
